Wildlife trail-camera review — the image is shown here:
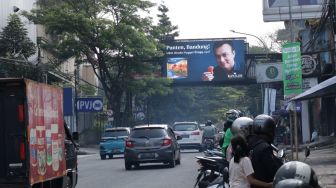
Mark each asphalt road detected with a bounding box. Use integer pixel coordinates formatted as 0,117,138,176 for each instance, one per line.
77,150,201,188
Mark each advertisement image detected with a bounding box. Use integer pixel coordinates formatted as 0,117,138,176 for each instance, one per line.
164,39,246,84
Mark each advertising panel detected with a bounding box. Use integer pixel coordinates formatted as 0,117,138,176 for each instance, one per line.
164,39,246,84
256,63,283,83
282,42,303,102
263,0,324,22
26,80,66,185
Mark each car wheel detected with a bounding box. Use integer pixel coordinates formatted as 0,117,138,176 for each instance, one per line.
108,154,113,159
134,163,140,168
168,155,176,168
100,155,106,160
125,161,132,170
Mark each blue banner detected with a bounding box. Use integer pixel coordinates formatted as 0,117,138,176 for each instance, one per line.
76,97,103,112
63,88,73,116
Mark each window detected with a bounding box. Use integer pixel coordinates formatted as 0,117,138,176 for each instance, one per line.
104,130,129,137
131,128,167,138
173,124,197,131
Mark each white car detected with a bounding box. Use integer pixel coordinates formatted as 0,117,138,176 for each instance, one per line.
172,122,203,152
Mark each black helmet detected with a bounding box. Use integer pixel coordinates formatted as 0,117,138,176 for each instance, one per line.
206,120,212,126
226,109,240,123
273,161,320,188
274,179,313,188
231,117,253,138
253,114,276,137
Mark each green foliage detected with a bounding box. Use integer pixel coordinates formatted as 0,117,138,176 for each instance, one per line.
24,0,174,126
148,85,258,125
0,14,36,59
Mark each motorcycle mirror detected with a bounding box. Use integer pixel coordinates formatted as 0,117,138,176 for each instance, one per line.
277,149,285,158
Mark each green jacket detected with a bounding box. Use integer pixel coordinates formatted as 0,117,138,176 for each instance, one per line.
221,128,232,155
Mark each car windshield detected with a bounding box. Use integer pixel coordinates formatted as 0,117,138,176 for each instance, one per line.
131,128,167,138
103,130,129,137
173,124,197,131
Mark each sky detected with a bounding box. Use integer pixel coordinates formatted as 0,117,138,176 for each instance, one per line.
150,0,285,46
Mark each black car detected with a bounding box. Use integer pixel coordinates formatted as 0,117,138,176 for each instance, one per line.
124,124,182,170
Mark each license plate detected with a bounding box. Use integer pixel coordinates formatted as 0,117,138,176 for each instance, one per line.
181,134,189,138
139,153,155,159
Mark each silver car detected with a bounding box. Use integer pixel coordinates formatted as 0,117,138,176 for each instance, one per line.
124,124,182,170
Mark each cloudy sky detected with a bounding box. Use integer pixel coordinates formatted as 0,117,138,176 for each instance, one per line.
150,0,285,46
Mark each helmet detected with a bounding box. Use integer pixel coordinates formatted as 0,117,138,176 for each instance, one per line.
231,117,253,138
273,161,320,188
206,120,212,126
226,109,240,123
252,114,276,137
274,179,313,188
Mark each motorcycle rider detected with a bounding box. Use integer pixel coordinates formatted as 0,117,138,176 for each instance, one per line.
273,161,321,188
221,109,240,157
248,114,283,187
202,120,216,149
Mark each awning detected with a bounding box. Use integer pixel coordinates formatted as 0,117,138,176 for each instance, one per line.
291,76,336,101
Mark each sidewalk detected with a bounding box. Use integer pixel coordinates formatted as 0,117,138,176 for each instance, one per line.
283,136,336,188
77,145,99,155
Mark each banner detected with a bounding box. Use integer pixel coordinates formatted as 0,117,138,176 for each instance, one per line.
282,42,303,102
164,39,246,84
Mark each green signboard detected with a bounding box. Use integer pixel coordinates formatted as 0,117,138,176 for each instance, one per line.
282,42,303,100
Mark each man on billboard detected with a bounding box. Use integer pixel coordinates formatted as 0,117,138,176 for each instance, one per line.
202,41,242,81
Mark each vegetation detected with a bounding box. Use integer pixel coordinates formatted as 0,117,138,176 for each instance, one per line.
0,14,40,79
24,0,174,126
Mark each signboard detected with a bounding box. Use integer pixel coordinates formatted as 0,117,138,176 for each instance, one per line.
282,42,303,101
76,98,103,112
263,0,324,22
256,63,282,83
164,39,246,84
63,88,73,116
26,80,66,185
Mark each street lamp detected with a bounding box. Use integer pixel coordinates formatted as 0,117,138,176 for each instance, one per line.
230,30,268,52
230,30,271,115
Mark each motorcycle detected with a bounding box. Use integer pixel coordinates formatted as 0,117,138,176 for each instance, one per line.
194,149,229,188
203,138,215,150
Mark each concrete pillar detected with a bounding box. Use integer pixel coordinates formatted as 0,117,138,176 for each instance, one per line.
301,101,310,143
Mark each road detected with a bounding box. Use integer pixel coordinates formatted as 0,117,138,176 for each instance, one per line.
77,150,201,188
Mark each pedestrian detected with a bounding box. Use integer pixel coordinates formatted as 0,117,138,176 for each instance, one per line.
247,114,283,188
229,134,272,188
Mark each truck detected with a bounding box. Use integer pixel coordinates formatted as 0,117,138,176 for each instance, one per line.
0,78,78,188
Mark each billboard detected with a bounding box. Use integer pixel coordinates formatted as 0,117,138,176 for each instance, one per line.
263,0,325,22
164,39,246,84
256,62,283,83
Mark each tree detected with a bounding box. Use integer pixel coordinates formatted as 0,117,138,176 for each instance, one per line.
25,0,172,126
0,14,39,79
0,14,36,59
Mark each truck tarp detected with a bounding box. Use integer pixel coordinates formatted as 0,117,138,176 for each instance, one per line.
26,80,66,185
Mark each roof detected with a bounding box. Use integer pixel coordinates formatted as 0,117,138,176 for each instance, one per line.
133,124,169,129
291,76,336,101
105,127,130,131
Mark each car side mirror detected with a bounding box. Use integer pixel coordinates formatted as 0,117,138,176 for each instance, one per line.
277,149,285,158
72,132,79,142
176,135,182,140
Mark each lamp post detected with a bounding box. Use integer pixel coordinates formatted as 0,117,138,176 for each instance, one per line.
230,30,268,53
230,30,270,115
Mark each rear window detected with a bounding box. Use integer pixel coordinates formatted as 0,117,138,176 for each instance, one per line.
131,128,167,138
173,124,198,131
104,130,129,137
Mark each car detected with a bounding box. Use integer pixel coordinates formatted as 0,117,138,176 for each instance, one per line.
99,127,131,160
172,121,203,152
124,124,182,170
